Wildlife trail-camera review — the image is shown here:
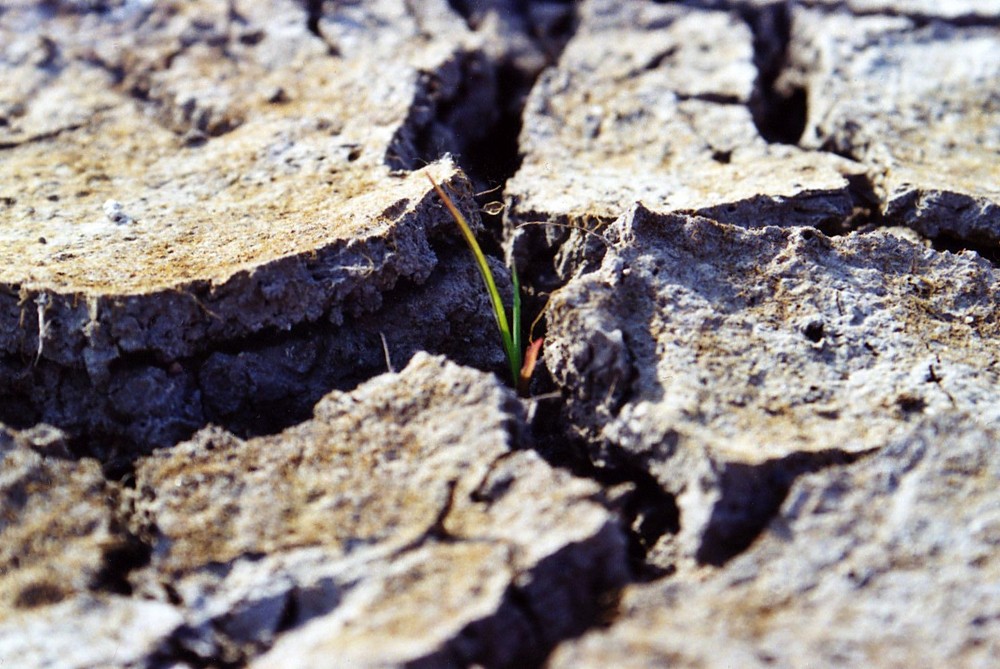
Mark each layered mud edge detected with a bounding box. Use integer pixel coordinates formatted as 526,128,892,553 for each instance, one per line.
0,176,480,448
2,2,998,668
0,0,513,454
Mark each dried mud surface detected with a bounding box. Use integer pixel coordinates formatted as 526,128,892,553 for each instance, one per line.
1,1,998,668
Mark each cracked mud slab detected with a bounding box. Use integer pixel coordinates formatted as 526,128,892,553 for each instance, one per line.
114,354,624,667
0,0,472,347
505,0,863,238
0,424,127,616
789,7,1000,246
549,417,1000,668
0,0,514,449
0,424,185,666
545,205,1000,565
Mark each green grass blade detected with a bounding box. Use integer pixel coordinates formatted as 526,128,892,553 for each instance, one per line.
512,264,523,369
427,174,520,385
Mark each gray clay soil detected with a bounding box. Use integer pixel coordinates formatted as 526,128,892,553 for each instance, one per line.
1,1,998,668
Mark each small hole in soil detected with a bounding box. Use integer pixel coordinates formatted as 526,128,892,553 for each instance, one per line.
803,320,824,343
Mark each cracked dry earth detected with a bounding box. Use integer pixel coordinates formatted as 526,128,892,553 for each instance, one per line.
1,1,998,668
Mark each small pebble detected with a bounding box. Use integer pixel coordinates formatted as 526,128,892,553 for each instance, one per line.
103,199,133,225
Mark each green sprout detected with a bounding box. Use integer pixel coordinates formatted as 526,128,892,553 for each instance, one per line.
427,173,540,394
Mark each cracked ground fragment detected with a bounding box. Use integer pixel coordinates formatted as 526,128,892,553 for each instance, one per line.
0,423,186,667
118,354,627,667
788,7,1000,246
545,205,1000,566
505,0,863,238
0,0,512,448
0,0,472,339
0,424,126,616
549,416,1000,668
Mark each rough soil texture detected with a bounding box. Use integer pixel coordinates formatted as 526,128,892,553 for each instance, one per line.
506,2,860,229
789,6,1000,248
1,0,998,667
0,0,508,452
549,416,1000,668
545,205,999,567
2,354,626,667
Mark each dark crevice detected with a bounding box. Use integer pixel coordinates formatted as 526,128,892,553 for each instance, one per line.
527,385,679,582
642,44,678,71
802,319,825,343
508,214,611,388
388,2,579,246
779,170,881,238
506,213,615,366
509,220,574,298
301,0,341,55
930,232,1000,266
675,91,744,106
443,0,477,28
755,85,807,144
460,60,534,194
695,447,876,566
467,3,579,198
89,477,153,600
829,171,883,235
148,627,245,669
39,0,117,15
383,1,581,365
435,530,626,669
469,450,523,505
89,532,151,596
619,470,681,581
463,1,579,187
304,0,323,37
740,2,808,145
0,121,89,151
274,588,301,635
96,442,137,482
384,50,499,174
896,393,927,415
393,479,462,556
